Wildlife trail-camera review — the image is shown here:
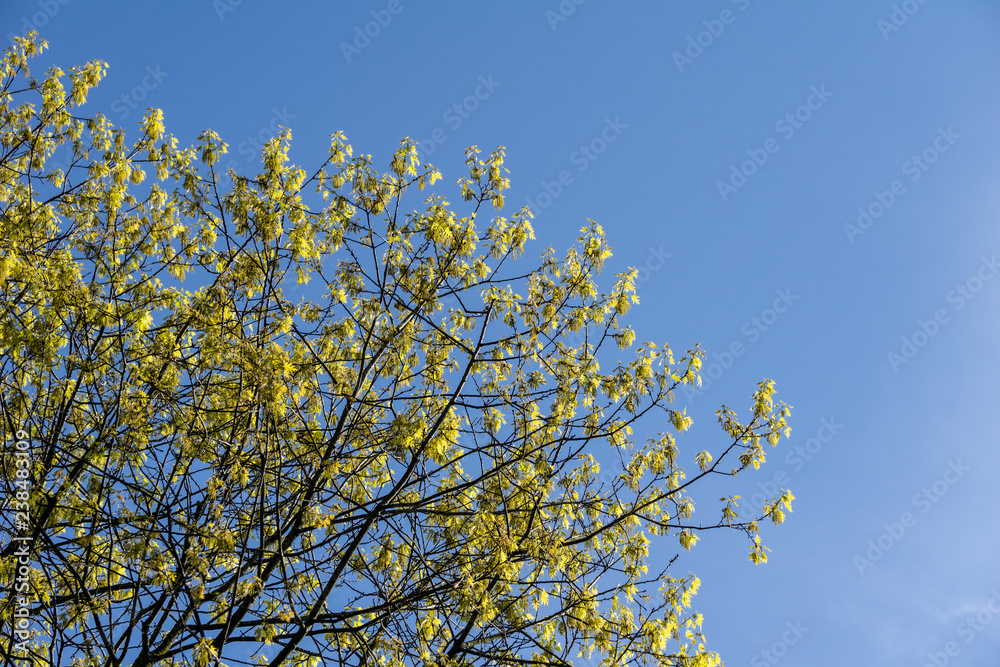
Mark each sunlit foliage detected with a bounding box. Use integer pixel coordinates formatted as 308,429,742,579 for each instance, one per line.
0,33,792,667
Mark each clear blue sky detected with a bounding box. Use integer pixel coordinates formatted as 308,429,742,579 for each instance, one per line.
6,1,1000,664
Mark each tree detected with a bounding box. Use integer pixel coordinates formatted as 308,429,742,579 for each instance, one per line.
0,33,793,667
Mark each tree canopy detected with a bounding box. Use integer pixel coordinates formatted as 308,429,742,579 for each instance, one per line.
0,33,792,667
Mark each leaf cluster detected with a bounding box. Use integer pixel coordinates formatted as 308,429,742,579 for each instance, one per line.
0,33,792,667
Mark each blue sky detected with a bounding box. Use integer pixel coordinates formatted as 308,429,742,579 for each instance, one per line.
5,1,1000,665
